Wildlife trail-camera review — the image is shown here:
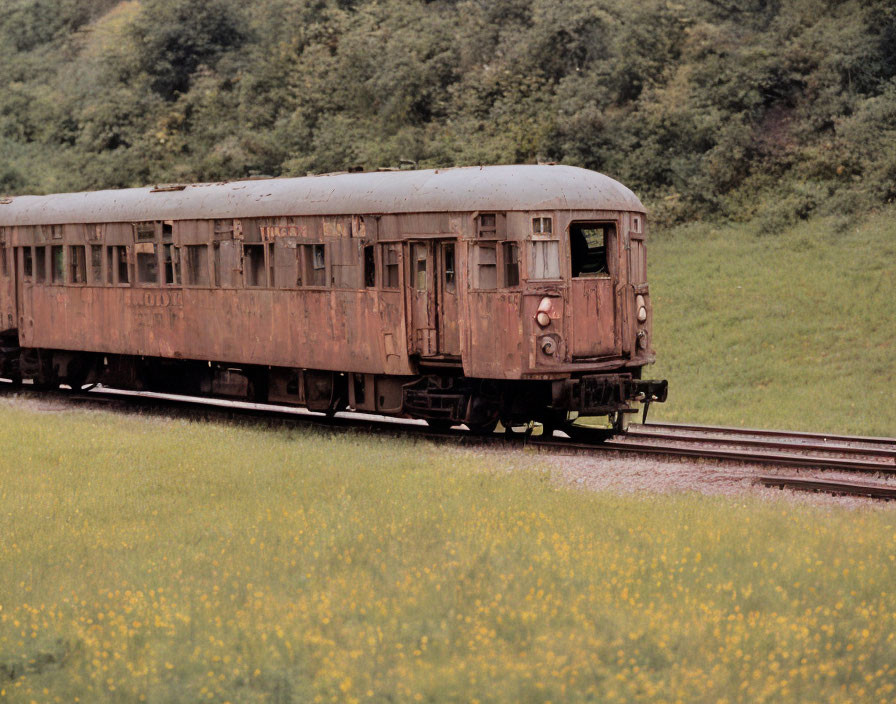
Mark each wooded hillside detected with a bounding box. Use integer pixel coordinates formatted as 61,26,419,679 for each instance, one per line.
1,0,894,225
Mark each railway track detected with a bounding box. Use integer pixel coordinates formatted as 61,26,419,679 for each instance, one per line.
758,475,896,500
4,383,896,500
628,421,896,446
606,425,896,473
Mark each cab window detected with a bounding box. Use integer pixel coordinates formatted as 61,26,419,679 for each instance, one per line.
570,222,614,277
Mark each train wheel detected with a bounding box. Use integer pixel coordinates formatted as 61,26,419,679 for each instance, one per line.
466,390,500,435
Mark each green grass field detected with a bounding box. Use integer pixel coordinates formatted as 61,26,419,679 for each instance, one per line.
1,403,895,703
649,209,895,436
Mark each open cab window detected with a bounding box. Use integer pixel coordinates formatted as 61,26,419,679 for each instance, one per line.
570,222,614,278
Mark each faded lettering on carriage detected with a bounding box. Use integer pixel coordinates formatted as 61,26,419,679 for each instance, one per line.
126,290,184,308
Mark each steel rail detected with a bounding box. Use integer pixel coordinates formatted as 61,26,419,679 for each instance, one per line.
634,421,896,446
575,439,896,474
624,428,896,460
5,383,895,475
758,475,896,500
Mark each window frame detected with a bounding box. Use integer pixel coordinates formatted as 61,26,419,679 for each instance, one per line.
89,244,103,285
381,243,400,290
502,241,520,288
242,242,267,288
532,216,553,235
528,239,562,282
183,244,211,288
68,244,87,285
22,246,33,283
472,242,498,290
569,220,615,279
50,245,65,285
363,245,376,289
34,246,47,284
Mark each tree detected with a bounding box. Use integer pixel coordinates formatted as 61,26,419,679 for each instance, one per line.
129,0,247,99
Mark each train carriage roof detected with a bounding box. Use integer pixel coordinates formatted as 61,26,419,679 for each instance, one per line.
0,165,644,226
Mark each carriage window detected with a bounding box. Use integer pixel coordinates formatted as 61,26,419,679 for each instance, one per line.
69,245,87,284
364,245,376,288
23,247,33,282
311,244,326,286
533,217,552,234
570,222,613,277
90,245,102,284
136,243,158,284
413,244,428,290
477,214,494,238
163,244,180,285
184,245,209,286
503,242,519,287
530,240,560,280
475,244,497,289
299,244,326,287
115,246,130,284
444,243,456,293
35,247,46,283
244,243,265,287
51,245,64,283
135,223,156,242
383,245,399,289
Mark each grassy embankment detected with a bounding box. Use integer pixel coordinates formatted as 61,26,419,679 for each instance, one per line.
648,209,895,436
2,403,895,703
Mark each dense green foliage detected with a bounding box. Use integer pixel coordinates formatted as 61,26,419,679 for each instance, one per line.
1,0,894,224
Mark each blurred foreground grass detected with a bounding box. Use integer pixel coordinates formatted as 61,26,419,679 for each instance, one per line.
1,404,895,703
649,209,895,436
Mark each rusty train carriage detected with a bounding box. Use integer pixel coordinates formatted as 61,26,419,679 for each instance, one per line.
0,165,666,432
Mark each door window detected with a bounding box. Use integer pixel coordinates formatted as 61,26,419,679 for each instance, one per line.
413,244,428,290
382,245,400,289
443,243,456,293
503,242,519,287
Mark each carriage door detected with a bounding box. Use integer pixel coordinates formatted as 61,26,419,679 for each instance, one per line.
408,241,437,356
0,235,16,334
436,241,460,356
407,239,460,358
568,222,621,357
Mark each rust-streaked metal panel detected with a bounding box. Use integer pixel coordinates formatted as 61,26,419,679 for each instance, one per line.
568,278,619,358
20,285,412,375
464,291,524,379
0,166,645,226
